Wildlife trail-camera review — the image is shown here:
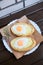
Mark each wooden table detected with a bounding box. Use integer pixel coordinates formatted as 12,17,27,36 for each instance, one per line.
0,2,43,65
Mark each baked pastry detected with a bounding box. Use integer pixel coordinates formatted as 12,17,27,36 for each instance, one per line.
10,23,35,36
10,37,36,52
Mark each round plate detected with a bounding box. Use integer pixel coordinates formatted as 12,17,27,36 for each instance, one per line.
2,19,41,55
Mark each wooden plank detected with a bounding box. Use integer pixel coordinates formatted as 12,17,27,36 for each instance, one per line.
0,50,16,63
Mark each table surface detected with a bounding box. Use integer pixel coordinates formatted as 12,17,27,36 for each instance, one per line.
0,2,43,65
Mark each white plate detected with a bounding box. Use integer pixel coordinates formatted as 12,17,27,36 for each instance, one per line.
2,19,41,55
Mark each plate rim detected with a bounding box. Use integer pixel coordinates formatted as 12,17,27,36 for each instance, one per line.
2,19,41,55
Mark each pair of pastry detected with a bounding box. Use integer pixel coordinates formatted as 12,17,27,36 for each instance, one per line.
10,21,36,52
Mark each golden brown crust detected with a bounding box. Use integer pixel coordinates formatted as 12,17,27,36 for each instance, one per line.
10,19,36,52
10,37,36,52
10,22,35,36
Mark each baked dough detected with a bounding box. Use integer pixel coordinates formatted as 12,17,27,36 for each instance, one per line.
10,37,36,52
10,23,35,36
